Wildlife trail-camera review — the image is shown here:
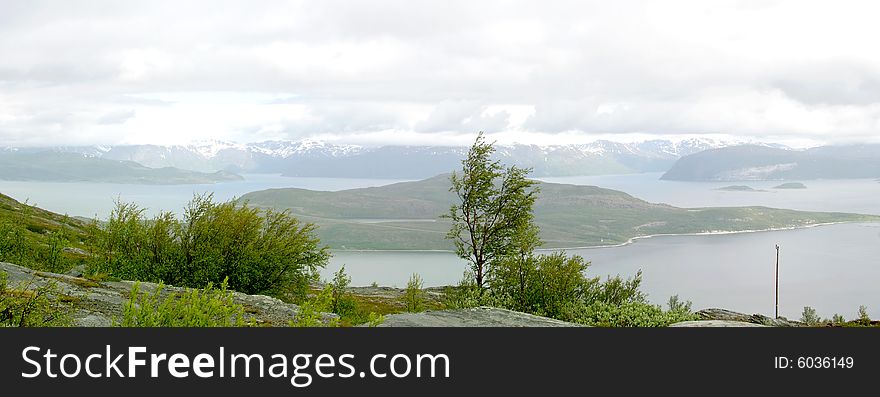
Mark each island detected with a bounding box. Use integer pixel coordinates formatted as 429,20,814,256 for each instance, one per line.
239,174,878,250
716,185,766,192
773,182,807,189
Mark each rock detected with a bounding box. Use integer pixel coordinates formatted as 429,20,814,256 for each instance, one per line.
695,308,804,327
670,320,767,327
61,247,90,256
374,306,583,327
1,261,328,327
64,264,87,277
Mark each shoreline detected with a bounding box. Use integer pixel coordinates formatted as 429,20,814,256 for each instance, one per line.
330,220,878,253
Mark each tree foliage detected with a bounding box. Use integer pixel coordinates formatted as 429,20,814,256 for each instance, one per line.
445,132,540,290
404,273,427,312
800,306,821,326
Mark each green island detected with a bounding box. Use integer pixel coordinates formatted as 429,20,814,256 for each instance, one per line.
240,176,876,250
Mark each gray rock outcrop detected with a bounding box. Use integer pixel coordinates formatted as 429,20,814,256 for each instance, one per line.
694,308,804,327
1,261,312,327
375,307,583,327
669,320,767,327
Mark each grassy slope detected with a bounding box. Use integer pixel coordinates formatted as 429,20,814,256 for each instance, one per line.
0,192,90,248
240,175,880,250
0,152,242,184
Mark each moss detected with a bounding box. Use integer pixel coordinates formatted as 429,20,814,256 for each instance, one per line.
36,272,101,289
69,278,101,288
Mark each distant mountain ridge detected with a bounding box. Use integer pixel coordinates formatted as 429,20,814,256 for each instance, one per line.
662,144,880,181
0,151,242,184
6,138,782,178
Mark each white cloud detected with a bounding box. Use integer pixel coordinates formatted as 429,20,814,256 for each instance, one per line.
2,0,880,146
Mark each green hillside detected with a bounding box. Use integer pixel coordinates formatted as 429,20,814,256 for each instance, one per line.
240,174,880,250
0,151,242,184
0,192,91,273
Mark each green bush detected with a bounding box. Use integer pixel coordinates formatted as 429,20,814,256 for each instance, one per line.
800,306,822,326
290,285,339,327
584,270,646,306
403,273,426,312
329,266,357,318
442,271,486,309
115,278,247,327
563,301,697,327
89,194,330,299
0,219,27,265
857,305,871,325
666,295,693,314
0,207,75,273
489,252,594,318
456,249,695,327
1,271,72,327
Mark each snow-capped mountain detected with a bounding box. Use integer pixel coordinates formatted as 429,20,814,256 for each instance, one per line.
7,138,785,178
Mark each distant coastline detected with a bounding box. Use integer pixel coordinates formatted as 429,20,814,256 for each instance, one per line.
330,220,876,253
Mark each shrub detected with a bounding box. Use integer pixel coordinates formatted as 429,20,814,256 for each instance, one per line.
488,252,592,318
1,271,72,327
329,266,357,318
443,271,485,309
800,306,822,326
403,273,426,312
666,295,693,314
115,278,247,327
365,312,385,327
290,285,339,327
831,313,846,326
89,194,330,299
857,305,871,325
584,270,646,306
563,301,698,327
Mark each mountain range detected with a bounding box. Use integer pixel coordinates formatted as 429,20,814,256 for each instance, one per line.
5,138,771,179
0,151,242,184
662,144,880,181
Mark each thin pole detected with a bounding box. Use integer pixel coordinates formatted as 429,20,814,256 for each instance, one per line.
775,244,780,319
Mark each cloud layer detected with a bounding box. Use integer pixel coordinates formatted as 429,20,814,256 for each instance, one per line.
2,0,880,147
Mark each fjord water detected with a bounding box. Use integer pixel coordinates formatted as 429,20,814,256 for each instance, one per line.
2,173,879,319
0,174,411,219
539,172,880,215
327,222,880,319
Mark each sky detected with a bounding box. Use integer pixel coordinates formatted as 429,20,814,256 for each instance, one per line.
2,0,880,147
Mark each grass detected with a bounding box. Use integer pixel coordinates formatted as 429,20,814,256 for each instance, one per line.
301,286,445,327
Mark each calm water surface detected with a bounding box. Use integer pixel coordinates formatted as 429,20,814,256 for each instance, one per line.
0,174,410,218
325,223,880,319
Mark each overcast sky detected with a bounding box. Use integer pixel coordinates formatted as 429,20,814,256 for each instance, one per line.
2,0,880,147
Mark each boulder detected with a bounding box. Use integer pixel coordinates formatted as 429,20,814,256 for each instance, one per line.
375,306,583,327
670,320,767,327
695,308,804,327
